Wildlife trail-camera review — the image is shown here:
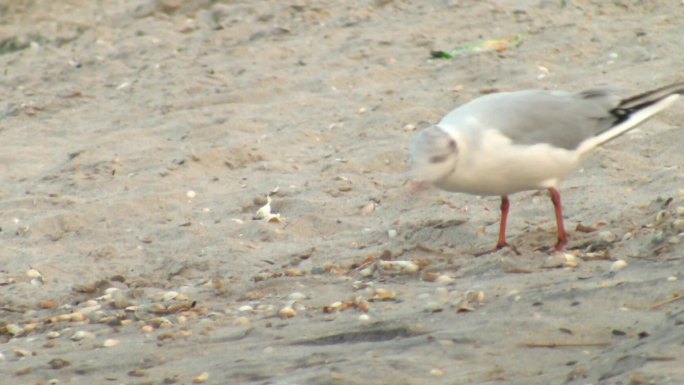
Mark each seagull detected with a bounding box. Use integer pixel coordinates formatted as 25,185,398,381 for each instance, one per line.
410,82,684,254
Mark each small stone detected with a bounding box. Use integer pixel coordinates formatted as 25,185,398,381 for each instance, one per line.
71,331,95,341
430,368,446,377
278,306,297,319
675,206,684,217
6,324,24,336
387,229,397,238
192,372,209,384
102,339,120,348
435,274,454,284
48,358,71,370
609,259,628,273
163,291,179,301
47,331,61,339
599,231,617,243
673,219,684,232
234,316,251,327
288,292,306,301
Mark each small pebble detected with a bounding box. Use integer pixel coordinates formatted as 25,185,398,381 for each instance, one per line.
163,291,179,301
610,259,628,273
186,190,197,198
192,372,209,384
675,206,684,217
430,368,446,377
424,301,443,313
71,331,95,341
278,306,297,319
359,266,375,277
361,202,376,216
358,314,371,322
435,275,454,284
14,349,32,357
387,229,397,238
47,331,61,339
673,219,684,232
102,339,120,348
599,231,617,243
6,324,24,336
234,316,251,327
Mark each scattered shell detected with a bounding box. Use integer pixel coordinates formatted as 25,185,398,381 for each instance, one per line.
234,316,251,327
111,290,129,309
424,301,443,313
430,368,446,377
288,292,306,301
175,293,190,301
102,339,120,348
70,331,95,341
421,272,439,282
26,268,44,281
186,190,197,198
359,265,375,277
120,319,133,327
285,268,305,277
675,206,684,217
48,358,71,369
278,306,297,319
163,291,179,301
381,260,419,273
667,276,678,281
128,369,147,377
47,331,61,339
6,324,24,336
372,288,396,301
39,300,58,309
254,196,282,222
69,312,87,322
599,231,617,243
610,259,628,272
238,305,254,312
563,253,579,268
387,229,398,238
355,296,371,312
361,201,376,216
465,290,485,303
358,314,371,322
192,372,209,384
14,349,32,357
673,219,684,232
435,274,455,284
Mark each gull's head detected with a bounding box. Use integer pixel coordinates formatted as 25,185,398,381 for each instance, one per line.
409,125,458,187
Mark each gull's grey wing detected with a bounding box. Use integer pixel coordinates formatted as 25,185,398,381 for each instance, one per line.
440,87,624,150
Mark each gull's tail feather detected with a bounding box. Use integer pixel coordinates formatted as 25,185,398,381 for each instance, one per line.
578,82,684,154
410,125,459,183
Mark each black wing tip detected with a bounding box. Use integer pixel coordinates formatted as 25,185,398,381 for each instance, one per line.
610,81,684,124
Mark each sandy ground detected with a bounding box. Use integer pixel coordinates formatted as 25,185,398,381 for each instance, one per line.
1,1,683,384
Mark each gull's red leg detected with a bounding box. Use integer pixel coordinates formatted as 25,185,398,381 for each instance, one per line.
548,188,568,250
475,195,519,256
496,196,511,250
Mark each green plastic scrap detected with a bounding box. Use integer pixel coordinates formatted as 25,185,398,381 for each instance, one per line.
431,34,525,59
